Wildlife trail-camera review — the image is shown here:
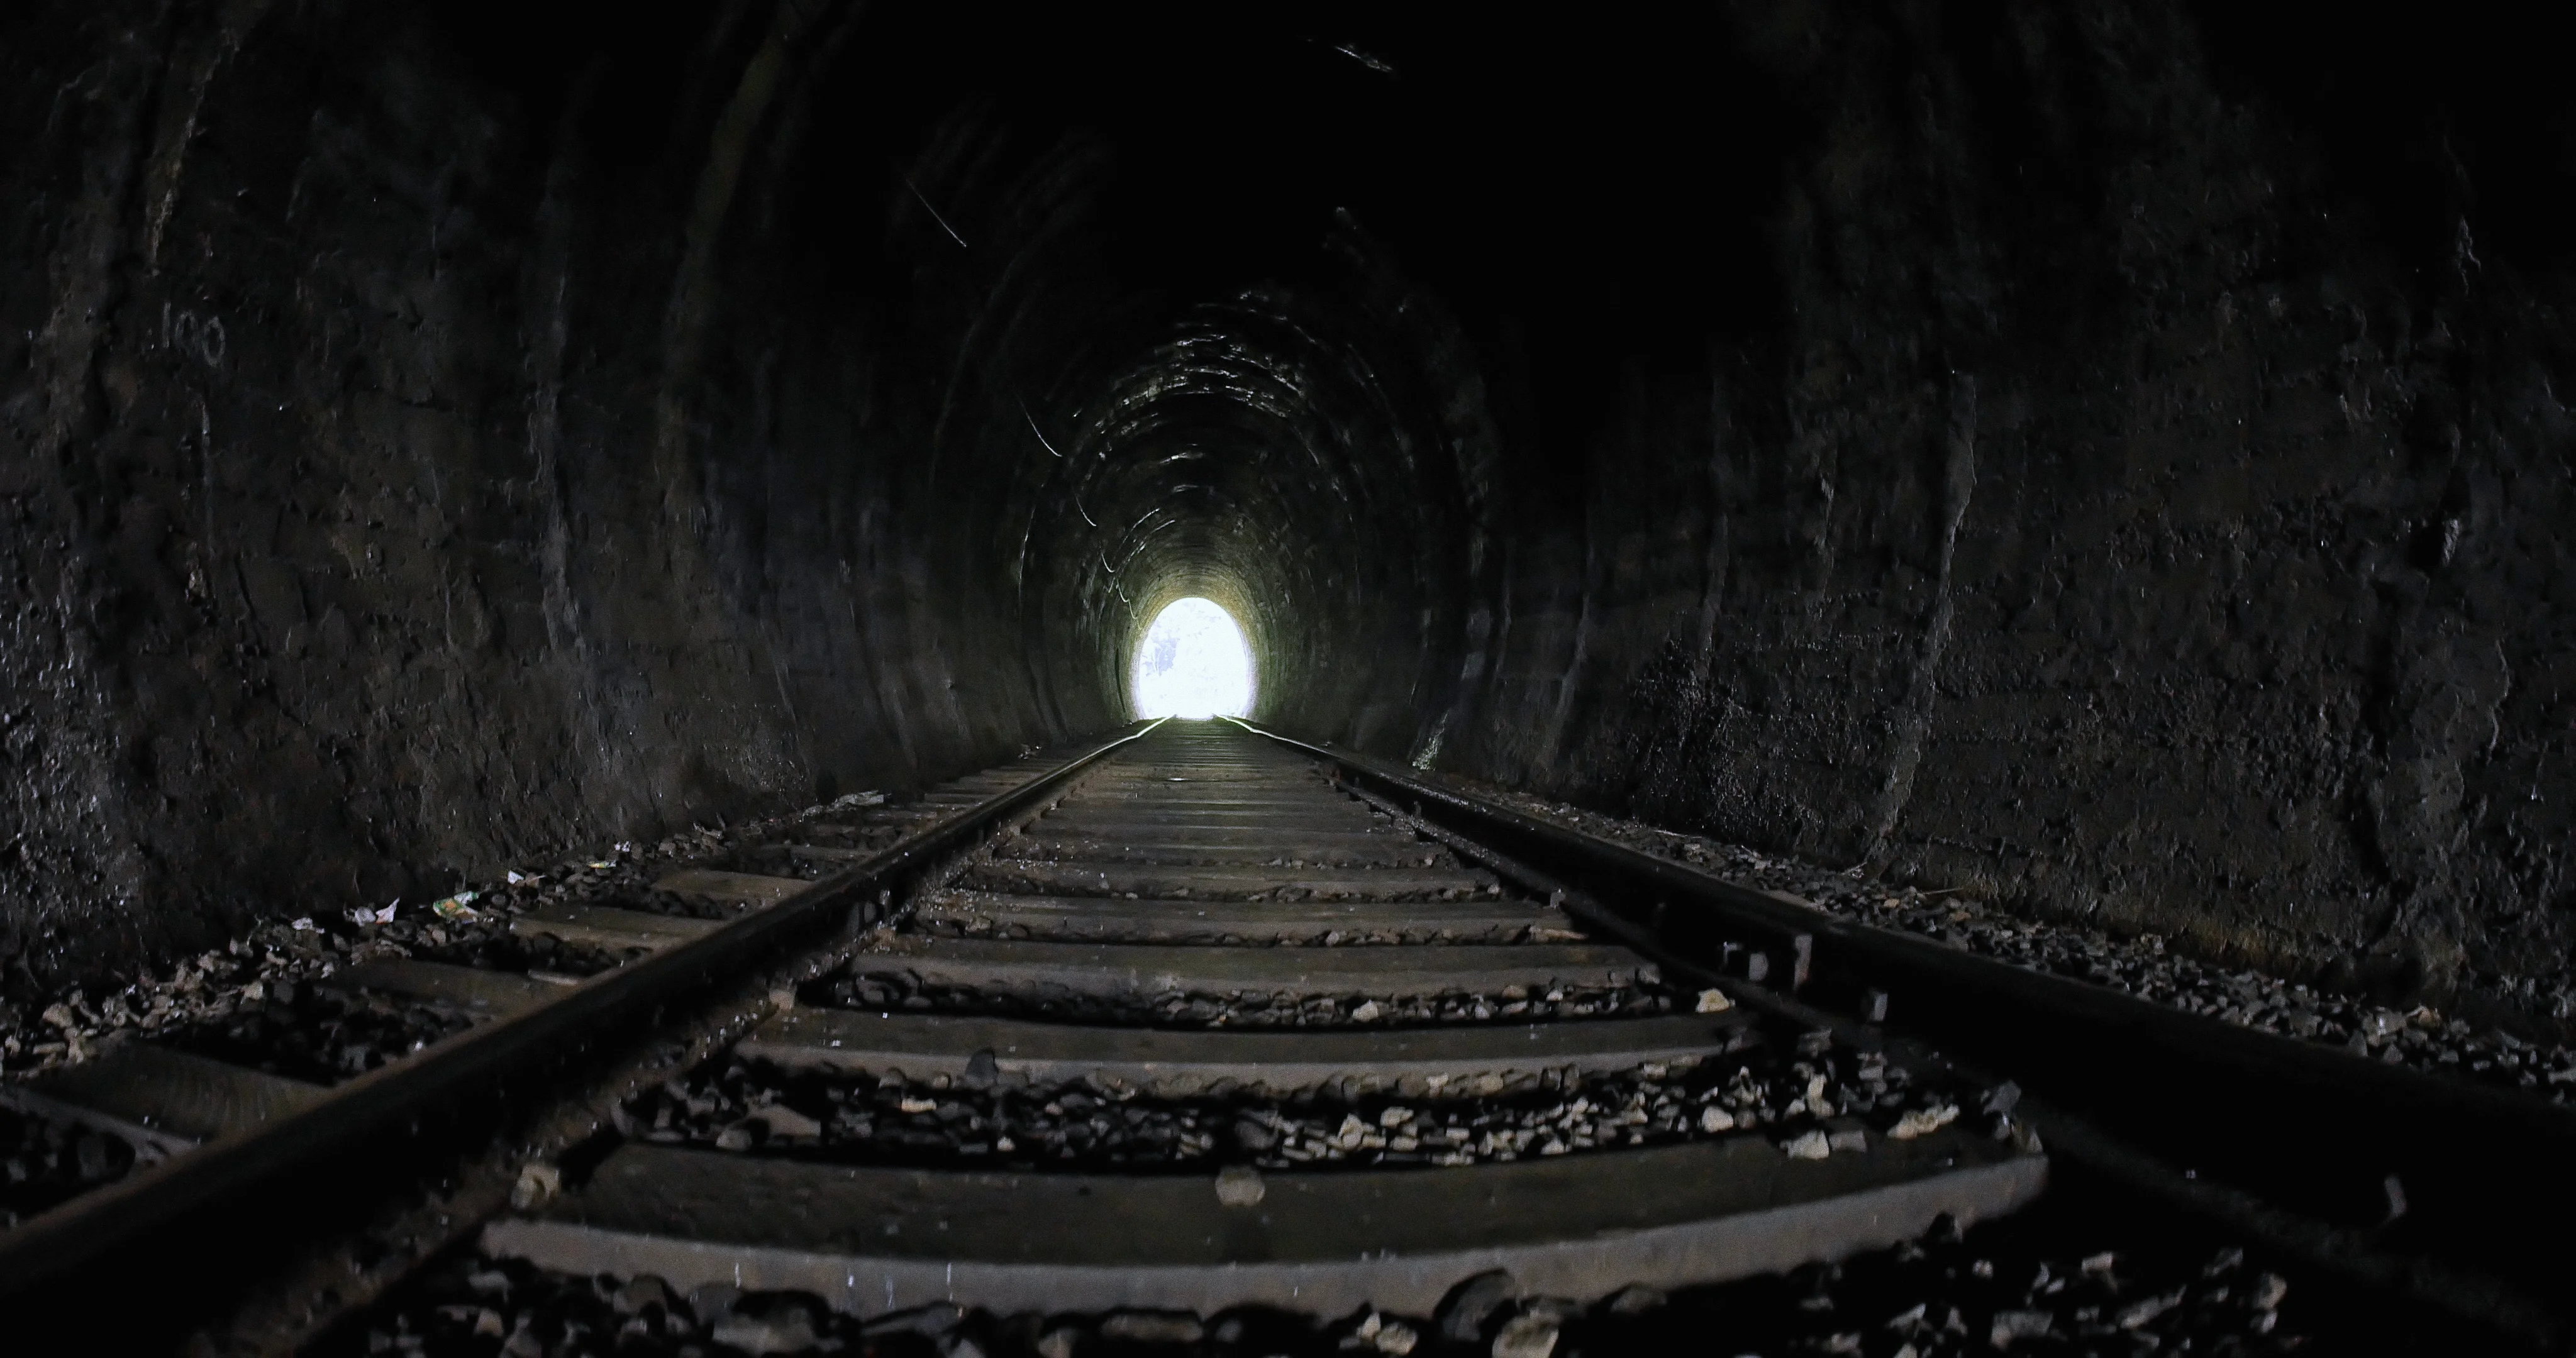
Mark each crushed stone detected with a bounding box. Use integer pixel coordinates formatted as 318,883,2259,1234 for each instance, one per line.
1455,779,2576,1103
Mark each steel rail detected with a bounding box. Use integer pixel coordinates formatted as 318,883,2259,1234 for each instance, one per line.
479,719,2048,1328
1230,717,2576,1345
1315,752,2563,1349
0,719,1165,1298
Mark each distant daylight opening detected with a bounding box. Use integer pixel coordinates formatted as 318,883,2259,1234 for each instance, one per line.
1131,598,1256,720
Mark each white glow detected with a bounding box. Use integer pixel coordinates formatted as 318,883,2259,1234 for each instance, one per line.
1131,597,1255,719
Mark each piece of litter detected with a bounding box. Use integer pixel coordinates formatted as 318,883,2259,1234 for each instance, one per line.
1889,1104,1960,1140
430,891,479,920
506,870,526,884
510,1161,562,1210
290,917,316,932
348,900,399,926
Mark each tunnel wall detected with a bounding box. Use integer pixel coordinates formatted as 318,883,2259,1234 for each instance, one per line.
5,0,2573,1029
1411,3,2576,1018
0,1,1084,983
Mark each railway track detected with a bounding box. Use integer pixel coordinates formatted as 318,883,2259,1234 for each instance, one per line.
480,721,2040,1325
0,720,2566,1353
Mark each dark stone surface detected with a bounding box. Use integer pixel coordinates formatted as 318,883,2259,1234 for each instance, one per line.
4,1,2572,1028
0,1,1113,983
1419,4,2576,1027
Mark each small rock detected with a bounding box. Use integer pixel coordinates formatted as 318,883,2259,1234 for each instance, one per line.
964,1047,999,1088
613,1274,674,1317
1214,1164,1266,1207
1098,1310,1204,1344
1783,1130,1832,1159
2250,1272,2289,1310
1605,1284,1667,1316
1436,1271,1519,1344
1374,1319,1419,1354
1988,1310,2053,1349
689,1283,743,1325
1489,1311,1558,1358
1035,1327,1082,1358
1350,1000,1384,1023
752,1104,824,1139
509,1161,562,1210
2117,1291,2180,1329
1695,988,1733,1013
712,1303,822,1356
1699,1106,1735,1133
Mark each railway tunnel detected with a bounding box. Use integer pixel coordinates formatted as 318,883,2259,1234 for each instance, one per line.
5,0,2576,1352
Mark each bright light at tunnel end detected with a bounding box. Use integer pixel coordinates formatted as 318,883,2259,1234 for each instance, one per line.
1132,597,1255,720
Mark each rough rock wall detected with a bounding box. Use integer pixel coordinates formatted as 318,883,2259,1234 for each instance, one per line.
0,2,1075,985
8,0,2572,1029
1426,2,2576,1018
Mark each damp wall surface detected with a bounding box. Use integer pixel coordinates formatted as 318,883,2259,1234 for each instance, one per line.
1410,3,2576,1018
0,1,1109,982
3,0,2573,1026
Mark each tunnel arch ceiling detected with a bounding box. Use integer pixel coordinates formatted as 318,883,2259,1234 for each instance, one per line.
11,0,2576,1026
1016,282,1484,739
730,3,1782,753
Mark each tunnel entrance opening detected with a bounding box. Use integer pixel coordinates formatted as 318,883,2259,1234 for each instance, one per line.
1131,598,1255,720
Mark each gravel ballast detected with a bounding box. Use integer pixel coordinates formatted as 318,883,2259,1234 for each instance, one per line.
333,1210,2311,1357
1450,776,2576,1103
0,1101,142,1229
618,1020,1989,1174
0,788,936,1086
813,968,1680,1031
